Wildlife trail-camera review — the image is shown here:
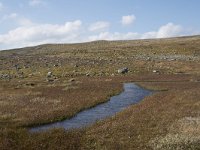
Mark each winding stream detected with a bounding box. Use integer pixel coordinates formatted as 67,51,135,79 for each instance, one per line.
30,83,152,132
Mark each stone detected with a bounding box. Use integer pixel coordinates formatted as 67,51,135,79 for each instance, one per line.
0,74,11,80
111,73,115,76
74,64,78,68
118,67,129,74
69,78,75,82
147,57,151,61
86,73,90,76
153,70,158,73
54,64,58,67
47,72,52,78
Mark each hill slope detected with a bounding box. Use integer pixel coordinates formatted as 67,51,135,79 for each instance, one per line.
0,35,200,150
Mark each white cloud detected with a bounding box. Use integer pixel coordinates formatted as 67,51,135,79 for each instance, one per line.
29,0,45,6
88,21,110,32
89,23,185,41
141,23,183,39
141,31,157,39
156,23,182,38
0,20,82,49
88,32,140,41
0,21,193,50
121,15,136,26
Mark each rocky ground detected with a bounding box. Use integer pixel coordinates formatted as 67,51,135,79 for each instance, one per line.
0,35,200,149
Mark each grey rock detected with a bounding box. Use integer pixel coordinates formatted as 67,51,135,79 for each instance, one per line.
86,73,90,76
47,72,52,78
153,70,158,73
0,74,11,80
54,64,59,67
147,57,151,61
69,78,75,82
118,67,129,74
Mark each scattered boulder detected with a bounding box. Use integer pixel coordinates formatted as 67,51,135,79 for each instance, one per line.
47,72,52,78
111,73,115,76
153,70,159,73
86,73,90,76
0,74,11,80
29,74,33,77
169,59,175,61
147,57,151,61
118,67,129,74
74,64,78,68
54,64,59,67
69,78,75,82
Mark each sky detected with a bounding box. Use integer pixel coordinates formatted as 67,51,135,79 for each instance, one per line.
0,0,200,50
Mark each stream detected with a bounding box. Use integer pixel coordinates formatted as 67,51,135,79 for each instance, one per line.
30,83,152,132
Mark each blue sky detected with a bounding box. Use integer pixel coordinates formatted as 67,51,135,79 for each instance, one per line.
0,0,200,50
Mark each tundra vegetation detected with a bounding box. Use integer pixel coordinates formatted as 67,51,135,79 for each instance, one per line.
0,35,200,149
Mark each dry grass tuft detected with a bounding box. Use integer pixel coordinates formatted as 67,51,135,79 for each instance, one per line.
150,117,200,150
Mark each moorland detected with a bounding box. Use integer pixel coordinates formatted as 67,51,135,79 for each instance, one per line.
0,35,200,149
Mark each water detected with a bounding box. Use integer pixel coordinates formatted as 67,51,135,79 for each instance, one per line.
30,83,152,132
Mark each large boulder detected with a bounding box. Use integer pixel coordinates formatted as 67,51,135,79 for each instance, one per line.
118,67,129,74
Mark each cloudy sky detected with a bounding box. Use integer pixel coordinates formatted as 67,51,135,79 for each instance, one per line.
0,0,200,50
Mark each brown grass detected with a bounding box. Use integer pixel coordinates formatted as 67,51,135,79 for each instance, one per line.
150,117,200,150
1,75,199,149
83,80,200,149
0,128,85,150
0,77,122,127
0,35,200,149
